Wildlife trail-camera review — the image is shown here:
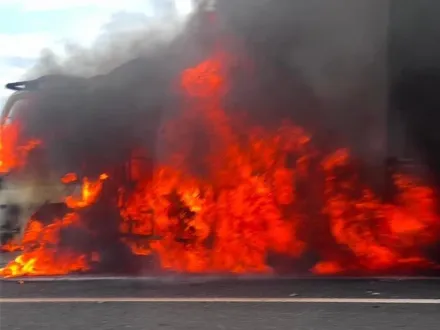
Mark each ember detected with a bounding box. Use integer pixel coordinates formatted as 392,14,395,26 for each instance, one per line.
1,54,440,278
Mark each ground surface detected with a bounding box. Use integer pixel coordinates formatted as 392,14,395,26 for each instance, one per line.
2,300,439,330
1,277,439,330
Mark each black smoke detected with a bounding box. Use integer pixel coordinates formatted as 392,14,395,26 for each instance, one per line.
23,1,391,178
389,0,440,188
20,11,202,178
216,0,389,191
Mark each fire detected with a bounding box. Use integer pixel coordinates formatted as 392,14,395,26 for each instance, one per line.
317,150,440,273
1,54,440,278
65,174,109,209
118,55,440,274
0,214,90,278
0,120,41,173
0,175,107,277
61,172,78,184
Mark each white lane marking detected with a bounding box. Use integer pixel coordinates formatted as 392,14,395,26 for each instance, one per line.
3,278,440,285
2,275,440,282
0,297,439,304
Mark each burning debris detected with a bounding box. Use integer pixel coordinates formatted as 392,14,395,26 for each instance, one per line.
1,1,440,278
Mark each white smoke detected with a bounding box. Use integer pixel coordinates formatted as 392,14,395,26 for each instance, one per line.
26,2,194,79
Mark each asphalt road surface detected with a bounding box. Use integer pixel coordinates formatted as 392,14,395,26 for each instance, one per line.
1,277,440,330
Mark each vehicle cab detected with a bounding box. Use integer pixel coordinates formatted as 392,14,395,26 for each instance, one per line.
0,78,83,246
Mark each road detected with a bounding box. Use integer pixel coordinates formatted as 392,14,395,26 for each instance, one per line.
1,277,440,330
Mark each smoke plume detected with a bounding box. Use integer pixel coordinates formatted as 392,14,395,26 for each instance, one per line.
22,0,392,178
21,9,200,178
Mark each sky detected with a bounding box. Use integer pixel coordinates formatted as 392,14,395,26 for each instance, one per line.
0,0,194,106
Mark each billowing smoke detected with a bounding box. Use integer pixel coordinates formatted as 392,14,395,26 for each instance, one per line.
21,9,202,178
217,0,390,188
21,0,392,179
26,11,188,79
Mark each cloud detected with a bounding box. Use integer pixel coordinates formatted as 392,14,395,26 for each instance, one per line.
0,0,194,14
2,56,36,68
0,33,57,57
0,0,148,11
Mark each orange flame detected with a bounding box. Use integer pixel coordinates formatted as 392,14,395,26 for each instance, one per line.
0,175,107,278
0,214,90,278
0,120,41,173
65,174,109,209
61,172,78,184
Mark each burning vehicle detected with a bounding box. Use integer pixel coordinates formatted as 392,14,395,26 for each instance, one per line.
0,0,440,278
